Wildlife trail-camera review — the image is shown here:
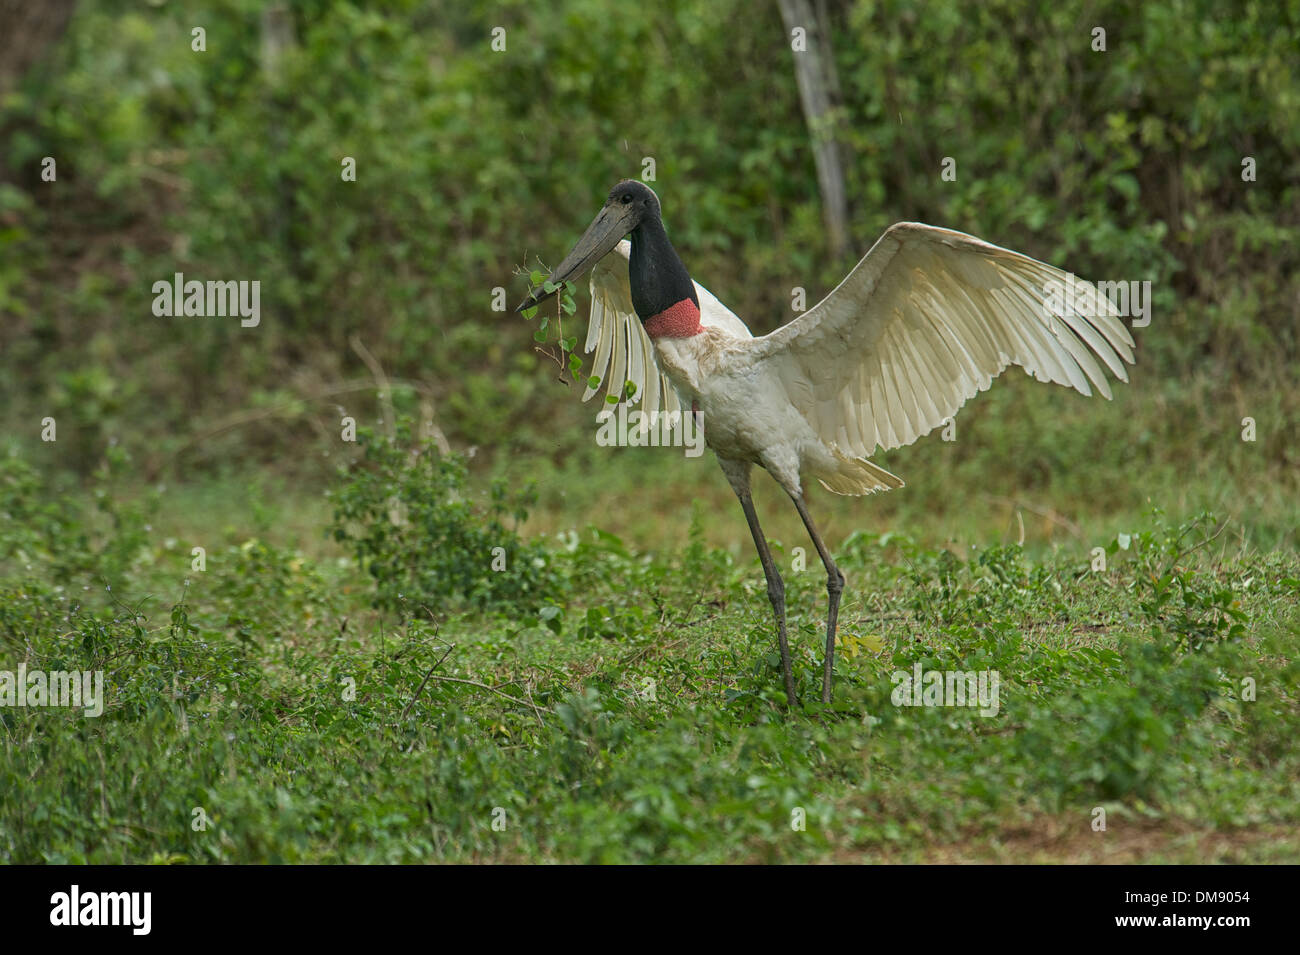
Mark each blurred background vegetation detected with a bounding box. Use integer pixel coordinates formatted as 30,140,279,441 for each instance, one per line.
1,0,1296,553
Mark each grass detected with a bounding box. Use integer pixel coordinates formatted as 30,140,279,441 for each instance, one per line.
1,400,1297,863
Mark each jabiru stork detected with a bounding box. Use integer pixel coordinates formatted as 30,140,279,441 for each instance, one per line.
518,180,1134,704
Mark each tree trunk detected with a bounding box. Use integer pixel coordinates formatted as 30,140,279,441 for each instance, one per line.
777,0,849,258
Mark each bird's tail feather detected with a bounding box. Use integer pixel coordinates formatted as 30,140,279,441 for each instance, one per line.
815,451,905,496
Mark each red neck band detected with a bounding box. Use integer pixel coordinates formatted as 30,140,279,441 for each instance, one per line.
643,298,703,339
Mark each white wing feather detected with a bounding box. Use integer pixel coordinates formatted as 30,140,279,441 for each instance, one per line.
752,223,1136,457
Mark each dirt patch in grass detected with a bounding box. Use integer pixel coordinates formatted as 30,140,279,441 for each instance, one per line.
906,817,1297,864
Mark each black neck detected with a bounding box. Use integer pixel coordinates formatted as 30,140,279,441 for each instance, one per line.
628,217,698,320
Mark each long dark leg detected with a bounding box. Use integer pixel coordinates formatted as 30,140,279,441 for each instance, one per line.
790,494,844,703
735,490,796,703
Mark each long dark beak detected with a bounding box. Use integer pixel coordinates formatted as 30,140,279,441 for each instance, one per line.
516,204,632,313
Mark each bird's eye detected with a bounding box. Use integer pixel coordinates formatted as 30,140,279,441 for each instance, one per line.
621,194,632,204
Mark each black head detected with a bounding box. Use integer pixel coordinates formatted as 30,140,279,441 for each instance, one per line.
606,179,661,221
516,179,662,313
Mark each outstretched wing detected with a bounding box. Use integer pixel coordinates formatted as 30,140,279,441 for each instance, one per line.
584,240,750,413
752,222,1136,456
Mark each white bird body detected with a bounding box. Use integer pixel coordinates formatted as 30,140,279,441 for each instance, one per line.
521,181,1135,703
654,328,878,497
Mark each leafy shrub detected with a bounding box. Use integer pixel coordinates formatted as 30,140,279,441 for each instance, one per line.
0,450,152,586
1121,509,1249,651
328,420,559,615
0,453,83,574
209,537,340,645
